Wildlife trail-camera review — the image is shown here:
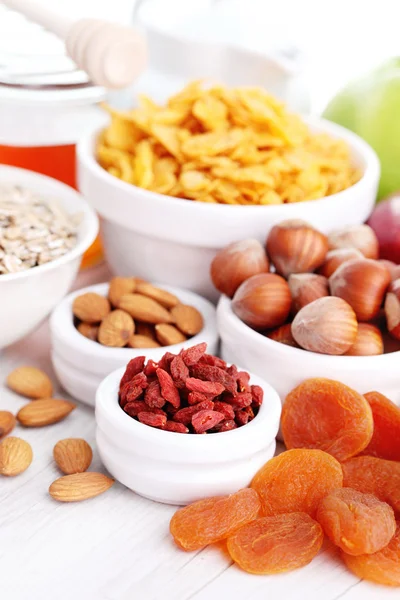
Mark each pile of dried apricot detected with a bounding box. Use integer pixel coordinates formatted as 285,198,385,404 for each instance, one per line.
169,377,400,587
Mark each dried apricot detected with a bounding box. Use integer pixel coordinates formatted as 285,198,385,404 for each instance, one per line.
316,488,396,555
251,449,343,517
342,524,400,586
227,512,323,575
281,378,373,461
362,392,400,461
170,488,261,551
342,456,400,513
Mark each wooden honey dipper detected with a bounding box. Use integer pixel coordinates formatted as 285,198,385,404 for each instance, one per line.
1,0,148,89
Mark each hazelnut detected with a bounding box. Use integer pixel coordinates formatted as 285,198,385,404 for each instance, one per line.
328,224,379,259
291,296,358,355
330,259,391,322
288,273,329,314
267,323,299,348
319,248,364,278
232,273,291,330
385,283,400,340
345,323,384,356
211,239,269,298
266,219,328,277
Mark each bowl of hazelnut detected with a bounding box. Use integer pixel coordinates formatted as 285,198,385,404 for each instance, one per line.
214,220,400,406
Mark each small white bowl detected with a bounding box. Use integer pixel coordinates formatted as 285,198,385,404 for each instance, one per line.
0,166,98,349
217,295,400,407
95,366,281,505
50,282,218,406
77,117,379,301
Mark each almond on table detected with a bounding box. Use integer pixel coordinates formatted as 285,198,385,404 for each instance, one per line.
0,411,16,439
17,398,76,427
6,366,53,399
53,439,93,474
49,472,114,502
0,437,33,476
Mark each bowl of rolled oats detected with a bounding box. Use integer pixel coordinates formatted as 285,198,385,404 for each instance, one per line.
0,165,98,349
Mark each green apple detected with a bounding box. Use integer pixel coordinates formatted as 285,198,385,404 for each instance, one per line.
323,59,400,200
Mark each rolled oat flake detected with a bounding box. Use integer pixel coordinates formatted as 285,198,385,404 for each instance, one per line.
0,185,81,274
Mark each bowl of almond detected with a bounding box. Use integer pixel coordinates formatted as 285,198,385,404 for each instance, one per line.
50,277,218,406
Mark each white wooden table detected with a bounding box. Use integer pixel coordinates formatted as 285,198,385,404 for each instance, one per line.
0,266,397,600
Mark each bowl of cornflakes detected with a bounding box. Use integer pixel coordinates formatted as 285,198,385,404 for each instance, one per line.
77,82,379,300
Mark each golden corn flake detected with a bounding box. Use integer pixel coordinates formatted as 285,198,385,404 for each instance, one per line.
97,81,360,205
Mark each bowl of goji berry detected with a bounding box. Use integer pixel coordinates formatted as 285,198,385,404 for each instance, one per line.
95,342,281,505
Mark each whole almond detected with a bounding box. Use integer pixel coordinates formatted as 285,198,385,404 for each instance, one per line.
72,292,111,323
53,438,93,474
77,322,99,341
49,472,114,502
119,293,173,324
108,277,136,307
170,304,204,335
97,309,134,347
0,411,16,439
7,366,53,399
0,437,33,476
17,399,76,427
128,334,161,348
136,281,179,309
155,324,187,346
136,321,156,340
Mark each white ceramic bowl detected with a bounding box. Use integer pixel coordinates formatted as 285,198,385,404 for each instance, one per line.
50,282,218,406
217,295,400,407
0,166,98,349
96,366,281,505
77,117,379,301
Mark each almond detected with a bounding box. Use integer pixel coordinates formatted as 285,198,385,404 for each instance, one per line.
170,304,204,335
136,321,157,340
0,437,33,476
127,334,161,348
97,309,134,347
72,292,111,323
0,411,16,439
77,322,99,341
53,438,93,474
119,293,173,324
7,366,53,399
49,472,114,502
135,281,179,309
155,324,187,346
108,277,136,307
17,398,76,427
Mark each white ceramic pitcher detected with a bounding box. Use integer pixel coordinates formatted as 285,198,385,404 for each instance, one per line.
130,0,309,112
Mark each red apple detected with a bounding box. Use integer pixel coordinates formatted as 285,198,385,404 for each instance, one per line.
368,193,400,263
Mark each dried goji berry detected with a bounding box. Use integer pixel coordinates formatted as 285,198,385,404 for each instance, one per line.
119,356,146,390
187,392,210,405
224,392,253,409
192,410,225,433
138,412,167,428
226,364,239,378
173,400,214,425
181,343,207,366
130,372,148,389
124,401,147,417
213,401,235,420
158,352,176,373
144,359,159,377
237,371,251,393
163,421,189,434
198,354,227,369
185,378,225,397
120,382,144,407
157,368,181,408
251,385,264,407
215,419,238,432
170,355,189,388
144,380,165,409
235,406,254,426
190,364,237,395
